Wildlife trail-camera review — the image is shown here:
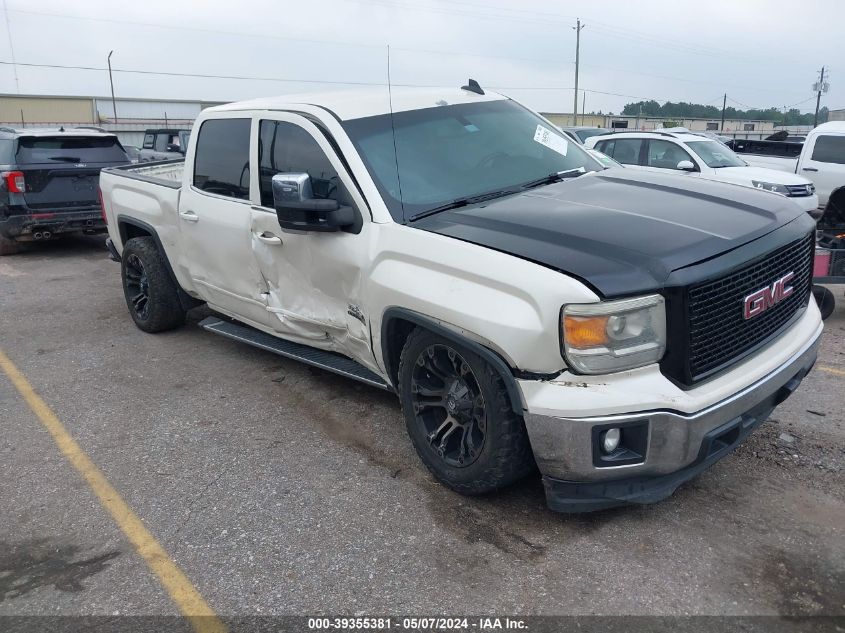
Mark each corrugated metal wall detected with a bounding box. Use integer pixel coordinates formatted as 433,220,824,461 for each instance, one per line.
94,99,203,122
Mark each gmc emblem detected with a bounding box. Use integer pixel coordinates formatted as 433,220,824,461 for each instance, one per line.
743,272,795,319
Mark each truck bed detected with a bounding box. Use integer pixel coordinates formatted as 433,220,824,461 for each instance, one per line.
102,159,184,188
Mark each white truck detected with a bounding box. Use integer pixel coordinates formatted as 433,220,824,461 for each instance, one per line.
735,121,845,216
99,84,822,513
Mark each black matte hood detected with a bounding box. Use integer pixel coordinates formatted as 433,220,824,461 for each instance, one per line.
413,169,810,297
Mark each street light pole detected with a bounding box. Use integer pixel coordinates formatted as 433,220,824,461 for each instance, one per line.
572,19,585,126
107,50,117,124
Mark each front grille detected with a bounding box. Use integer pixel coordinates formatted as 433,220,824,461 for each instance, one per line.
785,184,811,197
686,234,813,380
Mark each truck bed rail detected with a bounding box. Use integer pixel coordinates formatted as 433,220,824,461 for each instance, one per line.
101,159,184,189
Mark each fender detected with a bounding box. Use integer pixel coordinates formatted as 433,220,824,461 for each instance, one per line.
381,307,527,414
116,215,202,311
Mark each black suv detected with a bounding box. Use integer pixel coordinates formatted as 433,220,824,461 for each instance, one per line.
0,127,130,254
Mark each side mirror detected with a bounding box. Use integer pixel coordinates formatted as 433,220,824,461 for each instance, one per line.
677,160,696,171
271,173,354,232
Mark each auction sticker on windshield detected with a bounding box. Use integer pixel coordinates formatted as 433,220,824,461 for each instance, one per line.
534,125,568,157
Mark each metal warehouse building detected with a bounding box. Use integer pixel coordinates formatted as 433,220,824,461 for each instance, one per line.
0,94,223,146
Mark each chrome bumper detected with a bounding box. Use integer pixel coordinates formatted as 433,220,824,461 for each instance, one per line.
525,329,821,490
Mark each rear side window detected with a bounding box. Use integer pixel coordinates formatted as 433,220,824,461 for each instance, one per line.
193,118,251,200
0,139,14,163
601,138,642,165
258,120,348,208
15,136,128,164
811,135,845,165
143,133,155,149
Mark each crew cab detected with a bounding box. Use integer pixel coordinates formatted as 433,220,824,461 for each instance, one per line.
0,126,130,255
585,130,820,217
100,85,822,512
730,122,845,215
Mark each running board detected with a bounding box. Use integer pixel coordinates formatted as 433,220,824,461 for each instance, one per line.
199,316,391,391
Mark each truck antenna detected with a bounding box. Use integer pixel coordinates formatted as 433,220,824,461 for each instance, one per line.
387,45,405,220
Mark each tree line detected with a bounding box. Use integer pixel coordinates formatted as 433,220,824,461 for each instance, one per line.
619,100,828,126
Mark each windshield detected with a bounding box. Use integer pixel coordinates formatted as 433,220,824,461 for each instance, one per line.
15,136,129,164
576,128,611,142
686,140,745,168
342,99,601,221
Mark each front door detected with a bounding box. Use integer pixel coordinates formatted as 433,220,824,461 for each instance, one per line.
178,115,271,327
248,113,374,366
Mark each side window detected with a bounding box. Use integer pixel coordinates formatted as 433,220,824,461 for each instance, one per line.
154,134,170,152
647,139,693,169
595,139,613,155
810,135,845,165
193,118,251,200
142,133,155,150
609,139,642,165
258,120,349,208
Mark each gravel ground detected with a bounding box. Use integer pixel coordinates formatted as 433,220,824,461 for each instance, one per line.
0,235,842,622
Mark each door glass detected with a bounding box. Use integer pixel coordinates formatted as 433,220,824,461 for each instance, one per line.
608,139,642,165
258,120,350,207
810,135,845,165
192,118,251,200
647,139,692,169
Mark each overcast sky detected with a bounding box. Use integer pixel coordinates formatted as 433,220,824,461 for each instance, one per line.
0,0,841,115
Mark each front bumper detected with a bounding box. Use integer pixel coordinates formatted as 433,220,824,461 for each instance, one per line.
0,207,106,239
522,307,822,512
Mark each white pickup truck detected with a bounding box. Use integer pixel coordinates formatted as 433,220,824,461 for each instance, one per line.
100,84,822,513
736,121,845,216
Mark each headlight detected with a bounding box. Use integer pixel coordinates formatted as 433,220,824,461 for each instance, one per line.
561,295,666,374
752,180,789,195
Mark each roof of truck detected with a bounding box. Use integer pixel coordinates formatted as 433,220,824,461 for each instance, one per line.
207,86,507,120
813,121,845,133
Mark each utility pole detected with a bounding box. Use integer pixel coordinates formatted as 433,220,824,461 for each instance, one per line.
107,50,118,124
581,91,585,126
572,19,585,126
813,66,829,127
720,93,726,132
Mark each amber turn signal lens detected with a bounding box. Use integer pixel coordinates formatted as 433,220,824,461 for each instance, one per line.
564,315,610,348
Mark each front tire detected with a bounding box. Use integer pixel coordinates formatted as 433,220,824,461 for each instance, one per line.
398,328,535,495
121,237,186,332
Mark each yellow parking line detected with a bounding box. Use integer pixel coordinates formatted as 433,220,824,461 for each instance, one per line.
0,349,227,633
819,365,845,377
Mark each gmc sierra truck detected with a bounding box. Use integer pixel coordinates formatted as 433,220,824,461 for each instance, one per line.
99,84,822,512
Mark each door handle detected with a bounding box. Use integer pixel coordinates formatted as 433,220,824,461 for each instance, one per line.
255,231,282,245
802,167,818,172
179,210,199,223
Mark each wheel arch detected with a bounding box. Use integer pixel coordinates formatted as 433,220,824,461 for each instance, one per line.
380,307,526,414
116,215,202,311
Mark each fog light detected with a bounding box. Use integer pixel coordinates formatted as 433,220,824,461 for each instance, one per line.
601,428,621,454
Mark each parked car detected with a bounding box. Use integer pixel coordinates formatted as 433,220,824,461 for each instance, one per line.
586,148,622,168
139,128,190,162
730,122,845,214
0,126,131,254
123,145,141,163
100,85,821,513
559,126,612,144
585,130,820,217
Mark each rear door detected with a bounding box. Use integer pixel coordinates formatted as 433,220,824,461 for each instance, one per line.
14,135,129,211
594,138,645,170
799,132,845,207
177,115,273,327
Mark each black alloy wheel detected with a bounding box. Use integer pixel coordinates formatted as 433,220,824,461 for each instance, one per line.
410,344,487,468
124,253,151,321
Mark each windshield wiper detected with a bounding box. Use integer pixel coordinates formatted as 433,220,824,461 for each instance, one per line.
48,156,82,162
519,167,586,190
408,189,519,222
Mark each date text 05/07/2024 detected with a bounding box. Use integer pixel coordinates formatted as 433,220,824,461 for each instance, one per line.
307,617,528,630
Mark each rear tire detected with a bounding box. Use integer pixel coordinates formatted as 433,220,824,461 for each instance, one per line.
398,328,535,495
0,234,23,256
121,237,186,332
813,285,835,320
